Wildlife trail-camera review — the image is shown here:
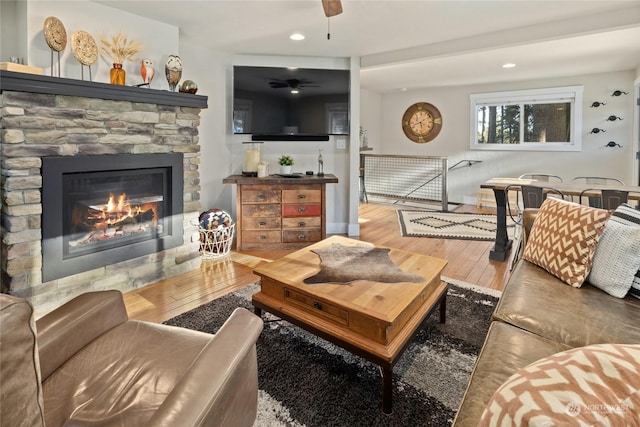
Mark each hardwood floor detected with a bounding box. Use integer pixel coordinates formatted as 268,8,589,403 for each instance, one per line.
125,202,514,323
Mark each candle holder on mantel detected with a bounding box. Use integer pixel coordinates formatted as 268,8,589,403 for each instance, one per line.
242,141,263,176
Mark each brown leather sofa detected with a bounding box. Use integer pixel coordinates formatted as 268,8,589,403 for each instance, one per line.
0,290,263,427
452,209,640,426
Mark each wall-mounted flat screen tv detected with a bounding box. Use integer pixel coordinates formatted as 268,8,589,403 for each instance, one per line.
233,66,350,140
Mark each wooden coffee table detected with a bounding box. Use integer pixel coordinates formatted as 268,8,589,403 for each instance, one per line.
251,235,448,414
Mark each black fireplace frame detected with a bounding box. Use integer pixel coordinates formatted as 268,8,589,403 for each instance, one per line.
42,153,184,282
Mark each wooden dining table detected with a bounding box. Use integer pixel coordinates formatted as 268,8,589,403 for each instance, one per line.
481,178,640,262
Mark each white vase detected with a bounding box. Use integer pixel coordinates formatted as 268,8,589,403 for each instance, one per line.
280,165,292,175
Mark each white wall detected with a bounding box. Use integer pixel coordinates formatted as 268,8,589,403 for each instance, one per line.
21,1,178,88
360,88,382,150
370,71,637,204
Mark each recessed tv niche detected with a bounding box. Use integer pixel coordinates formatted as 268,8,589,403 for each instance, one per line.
233,66,350,141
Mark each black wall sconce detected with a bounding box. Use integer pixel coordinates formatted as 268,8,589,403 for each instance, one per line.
611,90,628,96
590,101,606,107
606,141,622,148
590,128,606,134
607,115,623,121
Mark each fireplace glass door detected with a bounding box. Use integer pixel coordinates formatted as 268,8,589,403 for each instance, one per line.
42,154,183,282
65,169,167,257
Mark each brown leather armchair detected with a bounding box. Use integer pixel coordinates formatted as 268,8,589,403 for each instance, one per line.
0,290,263,427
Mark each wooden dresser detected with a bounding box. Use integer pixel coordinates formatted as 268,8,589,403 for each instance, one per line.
223,174,339,250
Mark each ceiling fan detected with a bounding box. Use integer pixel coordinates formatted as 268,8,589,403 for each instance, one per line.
321,0,342,39
268,78,319,91
322,0,343,17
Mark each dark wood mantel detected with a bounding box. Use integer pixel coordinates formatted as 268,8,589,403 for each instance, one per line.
0,70,208,109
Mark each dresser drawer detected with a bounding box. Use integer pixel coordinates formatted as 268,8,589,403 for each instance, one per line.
242,204,281,217
242,230,282,244
282,203,321,217
284,288,348,326
282,229,321,243
242,190,281,204
282,216,321,229
243,217,282,230
282,189,321,204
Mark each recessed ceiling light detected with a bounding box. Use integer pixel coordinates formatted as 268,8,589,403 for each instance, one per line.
291,89,299,94
290,33,305,41
502,63,516,68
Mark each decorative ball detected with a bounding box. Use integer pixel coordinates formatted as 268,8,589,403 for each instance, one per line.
179,80,198,94
199,209,232,231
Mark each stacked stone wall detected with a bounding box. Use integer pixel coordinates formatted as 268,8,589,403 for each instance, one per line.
1,91,202,316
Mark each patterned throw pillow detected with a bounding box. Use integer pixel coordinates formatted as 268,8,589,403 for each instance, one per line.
587,220,640,297
609,203,640,299
522,197,610,287
479,343,640,426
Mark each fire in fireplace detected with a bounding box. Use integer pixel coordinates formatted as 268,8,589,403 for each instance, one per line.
42,154,183,282
69,192,160,252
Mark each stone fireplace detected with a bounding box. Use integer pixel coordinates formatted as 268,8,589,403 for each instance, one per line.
1,71,208,315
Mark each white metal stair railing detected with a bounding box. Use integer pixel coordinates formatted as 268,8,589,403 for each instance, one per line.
360,155,483,211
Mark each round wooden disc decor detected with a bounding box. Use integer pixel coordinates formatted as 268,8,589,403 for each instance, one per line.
43,16,67,52
401,102,443,143
71,31,98,66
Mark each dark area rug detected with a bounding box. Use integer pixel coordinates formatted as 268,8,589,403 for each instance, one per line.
164,281,500,427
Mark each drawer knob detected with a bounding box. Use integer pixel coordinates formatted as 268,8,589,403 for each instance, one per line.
298,221,306,227
313,301,322,310
298,207,306,212
258,221,267,226
257,193,265,199
259,235,266,240
298,234,306,239
298,194,306,199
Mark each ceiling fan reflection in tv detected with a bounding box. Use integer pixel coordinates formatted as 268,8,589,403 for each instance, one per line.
268,78,319,92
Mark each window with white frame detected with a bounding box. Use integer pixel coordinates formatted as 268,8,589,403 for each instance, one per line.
470,86,583,151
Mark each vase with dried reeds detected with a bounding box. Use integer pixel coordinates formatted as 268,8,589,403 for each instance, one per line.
99,33,142,85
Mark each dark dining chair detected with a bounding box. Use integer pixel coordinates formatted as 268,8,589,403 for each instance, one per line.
579,189,630,210
506,185,565,222
571,177,624,208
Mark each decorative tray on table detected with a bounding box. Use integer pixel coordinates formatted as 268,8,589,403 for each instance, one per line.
276,173,303,178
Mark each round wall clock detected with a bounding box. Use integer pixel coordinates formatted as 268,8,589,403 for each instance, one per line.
401,102,442,143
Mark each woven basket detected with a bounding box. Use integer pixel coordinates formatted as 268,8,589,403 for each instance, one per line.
199,224,235,259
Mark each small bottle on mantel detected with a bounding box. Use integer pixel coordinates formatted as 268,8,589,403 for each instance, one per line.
317,149,324,177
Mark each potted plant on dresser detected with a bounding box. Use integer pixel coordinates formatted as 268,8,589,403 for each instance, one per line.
278,155,294,175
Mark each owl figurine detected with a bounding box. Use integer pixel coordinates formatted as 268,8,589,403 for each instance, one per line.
140,59,155,86
165,55,182,91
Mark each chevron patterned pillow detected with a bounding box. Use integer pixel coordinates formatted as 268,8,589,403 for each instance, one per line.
479,343,640,426
523,197,610,287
